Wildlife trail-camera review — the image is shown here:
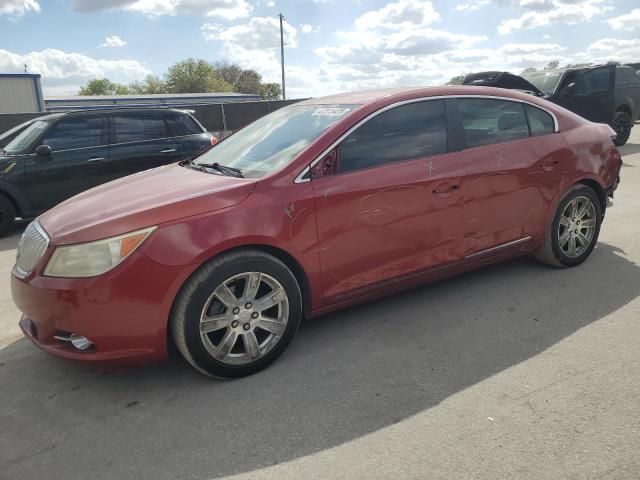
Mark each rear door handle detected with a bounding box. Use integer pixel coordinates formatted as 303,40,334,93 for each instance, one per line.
432,183,459,194
160,148,176,153
87,157,105,162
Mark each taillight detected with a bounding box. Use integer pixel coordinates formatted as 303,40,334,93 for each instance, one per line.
210,136,218,146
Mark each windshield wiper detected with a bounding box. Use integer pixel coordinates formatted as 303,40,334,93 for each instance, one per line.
194,161,244,178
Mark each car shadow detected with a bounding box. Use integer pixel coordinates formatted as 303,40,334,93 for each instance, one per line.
618,140,640,157
0,221,27,252
1,243,638,480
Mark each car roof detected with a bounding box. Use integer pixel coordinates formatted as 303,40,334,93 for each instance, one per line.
53,107,190,117
298,85,544,107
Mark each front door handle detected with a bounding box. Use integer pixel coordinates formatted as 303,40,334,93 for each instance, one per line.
432,183,459,194
540,160,559,171
160,148,176,154
87,157,105,162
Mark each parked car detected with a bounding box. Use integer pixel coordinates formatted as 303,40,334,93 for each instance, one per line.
12,86,622,378
462,64,640,146
0,108,214,236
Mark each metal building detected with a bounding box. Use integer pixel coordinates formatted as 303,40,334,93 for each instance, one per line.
0,74,45,113
44,92,261,112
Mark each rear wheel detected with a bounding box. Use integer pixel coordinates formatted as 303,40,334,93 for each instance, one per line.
170,249,302,378
534,185,602,268
612,111,632,146
0,195,16,238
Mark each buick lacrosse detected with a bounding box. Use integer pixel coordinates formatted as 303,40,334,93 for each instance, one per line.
12,86,622,377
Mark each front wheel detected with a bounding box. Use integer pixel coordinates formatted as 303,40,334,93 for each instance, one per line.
170,249,302,378
534,185,602,268
612,111,632,146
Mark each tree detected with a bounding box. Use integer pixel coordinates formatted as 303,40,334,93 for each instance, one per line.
260,82,282,100
214,61,244,88
521,67,537,74
165,58,233,93
128,75,168,94
79,78,130,95
235,69,262,94
544,60,560,70
446,74,466,85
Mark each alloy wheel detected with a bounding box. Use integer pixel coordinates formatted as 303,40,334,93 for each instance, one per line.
199,272,289,365
557,195,596,258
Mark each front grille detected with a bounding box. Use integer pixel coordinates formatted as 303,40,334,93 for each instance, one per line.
15,221,49,276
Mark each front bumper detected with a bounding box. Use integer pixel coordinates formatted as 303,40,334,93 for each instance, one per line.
11,250,194,366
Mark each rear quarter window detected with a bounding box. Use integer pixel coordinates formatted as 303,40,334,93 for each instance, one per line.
166,114,204,137
525,105,555,136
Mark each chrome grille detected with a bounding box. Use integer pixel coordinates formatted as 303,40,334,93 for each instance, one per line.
15,221,49,276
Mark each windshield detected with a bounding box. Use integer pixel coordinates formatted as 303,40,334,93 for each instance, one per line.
0,119,34,143
521,71,563,95
194,104,358,178
4,120,51,153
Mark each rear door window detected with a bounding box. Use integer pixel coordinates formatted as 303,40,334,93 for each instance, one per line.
113,114,168,143
525,105,555,136
339,100,447,173
40,117,106,151
457,98,528,148
166,114,204,137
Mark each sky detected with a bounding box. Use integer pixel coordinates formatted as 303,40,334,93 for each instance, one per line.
0,0,639,98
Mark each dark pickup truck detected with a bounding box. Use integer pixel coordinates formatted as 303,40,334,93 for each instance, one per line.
463,64,640,146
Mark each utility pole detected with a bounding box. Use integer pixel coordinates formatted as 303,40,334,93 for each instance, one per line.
279,13,286,100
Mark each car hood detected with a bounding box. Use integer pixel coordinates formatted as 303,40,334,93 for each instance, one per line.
39,163,256,245
462,71,544,96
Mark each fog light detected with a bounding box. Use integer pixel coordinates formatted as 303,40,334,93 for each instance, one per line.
70,334,93,350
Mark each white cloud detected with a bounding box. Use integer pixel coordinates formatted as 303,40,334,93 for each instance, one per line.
99,35,127,47
0,48,150,95
498,0,612,34
202,17,297,83
303,0,492,95
300,24,320,34
354,0,440,31
582,38,640,63
0,0,40,19
73,0,252,19
266,0,274,6
206,16,297,49
455,0,490,12
606,8,640,31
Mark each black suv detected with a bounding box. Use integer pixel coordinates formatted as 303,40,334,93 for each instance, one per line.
0,108,214,236
462,64,640,146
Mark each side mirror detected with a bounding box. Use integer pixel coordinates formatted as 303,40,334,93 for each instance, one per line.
35,144,52,156
310,148,338,179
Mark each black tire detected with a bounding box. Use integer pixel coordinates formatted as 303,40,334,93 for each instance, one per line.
0,195,16,238
612,111,632,146
534,185,602,268
170,249,302,378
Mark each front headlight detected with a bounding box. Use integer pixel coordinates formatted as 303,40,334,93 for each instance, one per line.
43,226,156,278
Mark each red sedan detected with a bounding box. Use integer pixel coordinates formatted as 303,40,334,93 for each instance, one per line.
11,86,622,378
